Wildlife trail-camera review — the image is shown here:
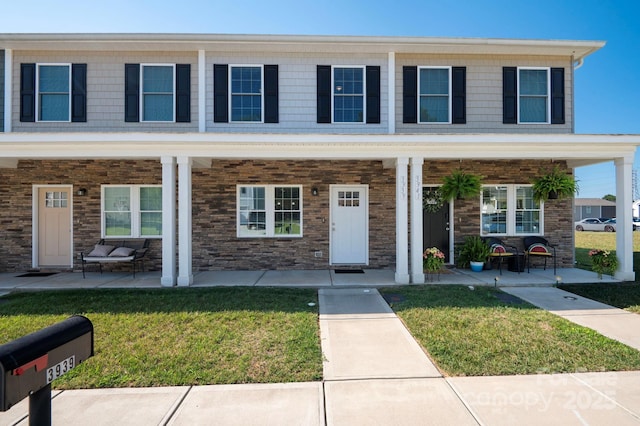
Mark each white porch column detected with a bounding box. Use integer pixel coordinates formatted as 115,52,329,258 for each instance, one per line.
4,49,12,132
177,156,193,286
615,157,635,280
410,157,424,284
395,157,409,283
198,50,206,133
161,156,176,286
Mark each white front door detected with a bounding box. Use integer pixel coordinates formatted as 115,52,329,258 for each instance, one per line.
330,185,368,264
37,187,72,267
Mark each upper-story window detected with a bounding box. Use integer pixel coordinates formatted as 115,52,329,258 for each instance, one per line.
124,63,190,123
333,67,364,123
214,64,279,124
20,63,87,123
37,64,71,122
141,65,175,122
402,66,465,125
419,67,451,123
317,65,380,124
518,68,549,123
503,67,564,125
230,65,263,122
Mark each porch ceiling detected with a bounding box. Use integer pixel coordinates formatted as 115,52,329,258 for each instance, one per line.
0,133,637,168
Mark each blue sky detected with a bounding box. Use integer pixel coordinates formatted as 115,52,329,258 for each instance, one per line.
3,0,638,198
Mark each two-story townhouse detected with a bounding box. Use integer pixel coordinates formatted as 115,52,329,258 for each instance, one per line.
0,34,638,285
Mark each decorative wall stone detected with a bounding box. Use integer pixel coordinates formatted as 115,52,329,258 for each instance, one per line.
0,158,574,273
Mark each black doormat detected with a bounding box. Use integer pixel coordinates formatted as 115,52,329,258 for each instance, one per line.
16,272,58,278
334,269,364,274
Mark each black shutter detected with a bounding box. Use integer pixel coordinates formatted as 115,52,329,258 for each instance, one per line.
124,64,140,122
402,66,417,123
214,64,228,123
20,63,36,122
71,64,87,122
550,67,565,124
264,65,279,123
452,67,466,124
503,67,517,124
366,66,380,124
317,65,331,123
175,64,191,123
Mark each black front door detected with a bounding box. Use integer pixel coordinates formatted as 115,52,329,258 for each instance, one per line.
423,187,450,262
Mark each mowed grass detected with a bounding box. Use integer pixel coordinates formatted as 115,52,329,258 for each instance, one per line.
382,286,640,376
0,288,322,389
574,231,640,275
570,231,640,313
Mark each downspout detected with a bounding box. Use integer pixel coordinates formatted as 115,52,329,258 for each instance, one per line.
573,57,584,70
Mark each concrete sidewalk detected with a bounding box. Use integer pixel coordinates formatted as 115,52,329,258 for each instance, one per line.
2,287,640,425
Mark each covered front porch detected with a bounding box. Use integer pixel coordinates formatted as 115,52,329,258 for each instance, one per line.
0,267,620,295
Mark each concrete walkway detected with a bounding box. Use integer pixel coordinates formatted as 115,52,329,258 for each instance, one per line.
2,287,640,424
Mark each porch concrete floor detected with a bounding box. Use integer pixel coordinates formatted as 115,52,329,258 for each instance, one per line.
0,266,620,295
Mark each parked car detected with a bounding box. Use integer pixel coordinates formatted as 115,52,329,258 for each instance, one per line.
575,218,613,232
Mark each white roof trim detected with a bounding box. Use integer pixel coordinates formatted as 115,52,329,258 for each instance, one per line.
0,33,605,60
0,133,636,166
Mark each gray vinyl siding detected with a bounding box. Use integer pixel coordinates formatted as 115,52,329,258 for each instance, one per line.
11,51,199,132
205,52,388,134
395,54,573,134
0,50,4,132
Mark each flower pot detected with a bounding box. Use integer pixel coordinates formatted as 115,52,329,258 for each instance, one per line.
470,261,484,272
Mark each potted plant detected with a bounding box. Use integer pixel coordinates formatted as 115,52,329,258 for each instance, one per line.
440,170,482,201
588,249,619,279
532,165,579,202
423,247,445,273
457,236,491,272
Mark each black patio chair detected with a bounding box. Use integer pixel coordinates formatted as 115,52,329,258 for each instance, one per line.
523,236,557,274
482,237,520,275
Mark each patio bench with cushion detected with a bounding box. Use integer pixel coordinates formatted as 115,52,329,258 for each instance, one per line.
80,239,150,278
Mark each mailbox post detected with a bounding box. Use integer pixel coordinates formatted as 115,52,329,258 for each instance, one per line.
0,315,94,426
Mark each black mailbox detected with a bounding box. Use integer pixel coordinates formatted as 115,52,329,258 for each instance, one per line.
0,315,93,413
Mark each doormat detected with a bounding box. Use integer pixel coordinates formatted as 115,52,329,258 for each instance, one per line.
16,272,58,278
334,269,364,274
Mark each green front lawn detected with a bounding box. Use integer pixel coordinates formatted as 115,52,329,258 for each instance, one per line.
0,288,322,389
382,286,640,376
574,231,640,280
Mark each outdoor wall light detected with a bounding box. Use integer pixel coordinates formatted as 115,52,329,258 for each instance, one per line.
311,187,319,196
76,188,87,196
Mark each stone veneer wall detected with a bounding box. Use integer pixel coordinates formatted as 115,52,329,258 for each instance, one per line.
423,159,574,268
192,160,396,270
0,158,574,273
0,160,163,272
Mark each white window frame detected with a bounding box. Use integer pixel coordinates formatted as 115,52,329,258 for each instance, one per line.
36,63,71,122
237,185,303,238
481,184,543,236
140,64,176,123
517,67,550,124
331,65,366,124
418,66,452,124
101,185,162,238
229,64,264,123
